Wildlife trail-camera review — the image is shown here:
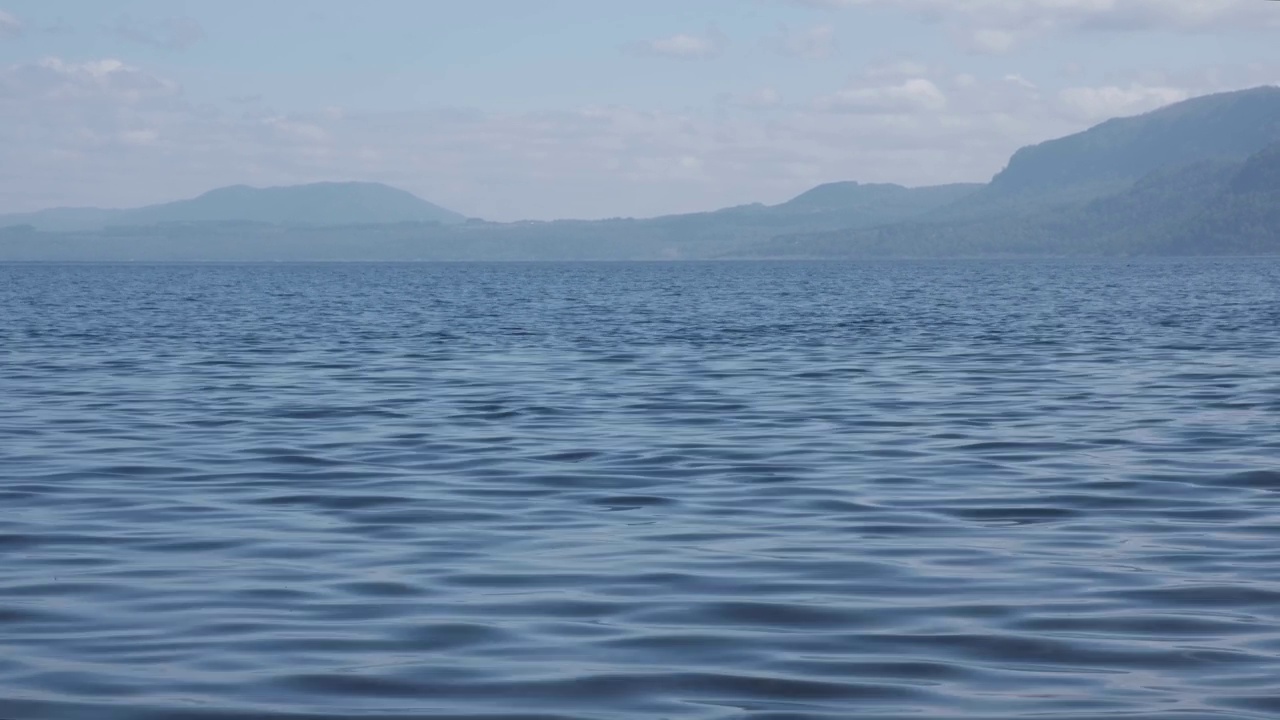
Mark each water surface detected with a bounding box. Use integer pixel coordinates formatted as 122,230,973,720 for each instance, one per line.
2,260,1279,719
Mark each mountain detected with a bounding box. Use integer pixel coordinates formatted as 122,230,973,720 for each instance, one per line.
750,139,1280,259
0,181,983,261
0,181,466,232
993,86,1280,195
629,179,977,245
3,86,1280,261
929,85,1280,220
1162,141,1280,254
1229,140,1280,193
775,181,980,215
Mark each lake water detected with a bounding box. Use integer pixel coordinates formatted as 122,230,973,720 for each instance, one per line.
2,259,1280,720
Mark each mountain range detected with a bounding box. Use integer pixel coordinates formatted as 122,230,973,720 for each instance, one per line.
0,181,465,232
2,85,1279,261
755,86,1280,259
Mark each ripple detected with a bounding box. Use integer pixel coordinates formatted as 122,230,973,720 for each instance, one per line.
2,259,1280,719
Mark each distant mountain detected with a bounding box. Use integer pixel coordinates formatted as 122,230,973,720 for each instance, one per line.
431,181,983,261
0,180,983,261
0,182,466,232
1163,141,1280,254
1229,140,1280,193
750,139,1280,258
640,183,977,239
4,86,1279,261
993,86,1280,194
930,85,1280,220
774,181,980,217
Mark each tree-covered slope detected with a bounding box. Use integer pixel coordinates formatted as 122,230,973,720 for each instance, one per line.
747,86,1280,259
1160,142,1280,254
925,86,1280,221
747,142,1280,259
990,86,1280,197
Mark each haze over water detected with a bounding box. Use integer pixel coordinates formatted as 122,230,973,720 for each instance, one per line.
3,259,1280,719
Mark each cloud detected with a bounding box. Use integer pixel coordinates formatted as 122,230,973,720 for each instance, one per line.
0,57,180,102
1004,74,1037,91
119,128,159,146
1,55,1277,221
262,115,329,143
1057,83,1192,122
816,77,947,114
770,24,836,59
785,0,860,8
788,0,1280,53
864,61,932,80
968,28,1016,54
632,28,725,59
0,9,22,38
734,86,782,109
112,15,205,51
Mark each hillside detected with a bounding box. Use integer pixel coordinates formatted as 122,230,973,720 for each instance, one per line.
0,182,984,262
928,86,1280,220
1161,142,1280,254
0,182,466,232
775,182,980,216
750,141,1280,259
3,86,1280,261
993,87,1280,194
605,181,981,256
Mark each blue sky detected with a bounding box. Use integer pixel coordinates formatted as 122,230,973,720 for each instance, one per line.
1,1,1278,220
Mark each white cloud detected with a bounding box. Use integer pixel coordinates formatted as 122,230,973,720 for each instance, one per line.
1,57,180,102
634,29,724,60
736,86,782,109
0,9,22,38
1057,83,1192,121
119,128,159,146
786,0,861,8
864,61,932,79
112,15,206,52
771,24,836,59
1,55,1277,221
968,28,1016,54
262,116,329,143
789,0,1280,53
817,77,947,114
1004,74,1038,91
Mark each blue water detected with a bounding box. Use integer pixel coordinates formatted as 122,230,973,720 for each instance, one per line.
2,259,1280,720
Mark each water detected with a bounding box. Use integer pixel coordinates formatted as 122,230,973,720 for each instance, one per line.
2,259,1280,720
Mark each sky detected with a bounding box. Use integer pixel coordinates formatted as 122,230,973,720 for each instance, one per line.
0,1,1278,221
